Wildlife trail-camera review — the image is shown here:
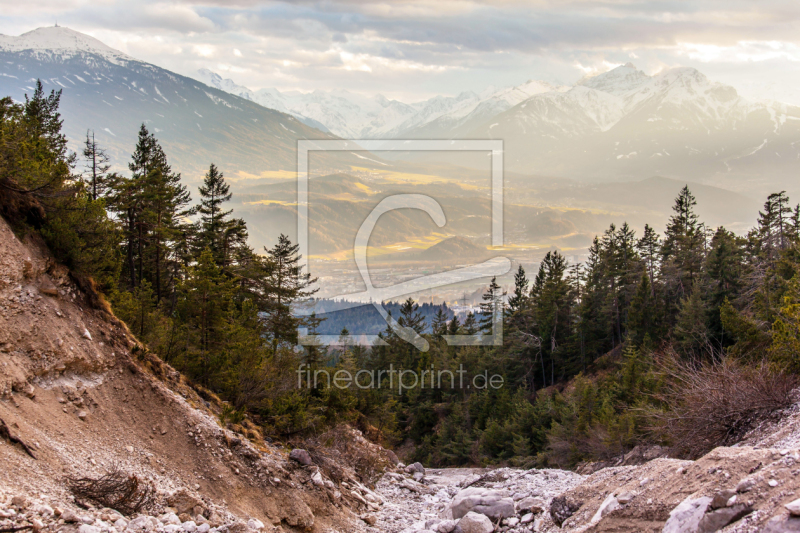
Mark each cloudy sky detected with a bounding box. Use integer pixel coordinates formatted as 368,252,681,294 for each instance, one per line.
2,0,800,103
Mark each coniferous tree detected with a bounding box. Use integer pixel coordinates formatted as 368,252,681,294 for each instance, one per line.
674,288,710,356
757,191,793,257
508,266,529,314
196,163,240,267
177,248,236,386
637,224,660,296
463,313,479,335
661,186,704,322
479,277,504,335
627,273,654,347
431,306,449,338
109,124,192,299
705,227,745,348
530,251,569,386
448,315,461,335
261,234,318,352
82,130,111,201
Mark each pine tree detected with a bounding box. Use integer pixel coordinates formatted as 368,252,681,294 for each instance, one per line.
792,204,800,242
674,288,710,356
637,224,660,295
261,234,318,351
579,237,611,362
756,191,793,260
302,312,325,385
705,227,745,348
431,306,449,338
507,265,529,314
196,163,236,265
398,297,426,333
463,313,478,335
448,315,461,335
626,273,654,347
661,186,705,323
769,275,800,372
479,277,504,335
82,130,111,201
4,80,73,195
177,248,236,386
109,124,193,299
530,251,569,386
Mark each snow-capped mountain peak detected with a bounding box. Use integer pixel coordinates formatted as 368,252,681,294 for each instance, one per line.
0,26,129,61
579,63,650,96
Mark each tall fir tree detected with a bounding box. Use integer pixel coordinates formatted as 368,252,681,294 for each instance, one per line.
82,130,111,201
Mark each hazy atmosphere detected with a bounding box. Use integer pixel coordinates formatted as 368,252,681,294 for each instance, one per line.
3,2,800,533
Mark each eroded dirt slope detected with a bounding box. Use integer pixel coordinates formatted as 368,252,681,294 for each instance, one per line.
0,214,377,533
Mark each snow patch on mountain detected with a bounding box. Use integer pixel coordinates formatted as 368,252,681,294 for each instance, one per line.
0,26,131,63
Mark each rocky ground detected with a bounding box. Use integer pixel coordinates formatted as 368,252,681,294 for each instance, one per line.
367,434,800,532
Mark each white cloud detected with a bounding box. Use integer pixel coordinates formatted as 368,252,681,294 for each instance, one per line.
676,41,800,63
3,0,800,101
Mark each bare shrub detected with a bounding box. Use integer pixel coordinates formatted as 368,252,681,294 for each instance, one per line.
67,468,156,515
652,355,798,458
294,425,391,485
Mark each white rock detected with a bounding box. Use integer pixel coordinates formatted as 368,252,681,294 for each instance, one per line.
736,478,756,493
517,496,546,513
768,479,778,487
616,492,635,505
114,519,128,529
127,516,150,531
591,493,621,524
161,513,181,525
196,524,210,533
447,487,515,520
35,504,54,517
163,525,182,533
82,329,92,340
785,498,800,516
434,519,457,533
520,513,534,524
79,525,101,533
662,496,712,533
504,516,520,526
457,512,493,533
246,519,264,530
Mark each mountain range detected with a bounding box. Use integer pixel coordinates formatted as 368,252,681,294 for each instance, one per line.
0,26,370,181
196,68,563,140
201,62,800,194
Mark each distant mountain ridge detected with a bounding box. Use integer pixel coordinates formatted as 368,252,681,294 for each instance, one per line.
196,68,565,140
198,61,800,195
0,26,371,180
471,64,800,185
